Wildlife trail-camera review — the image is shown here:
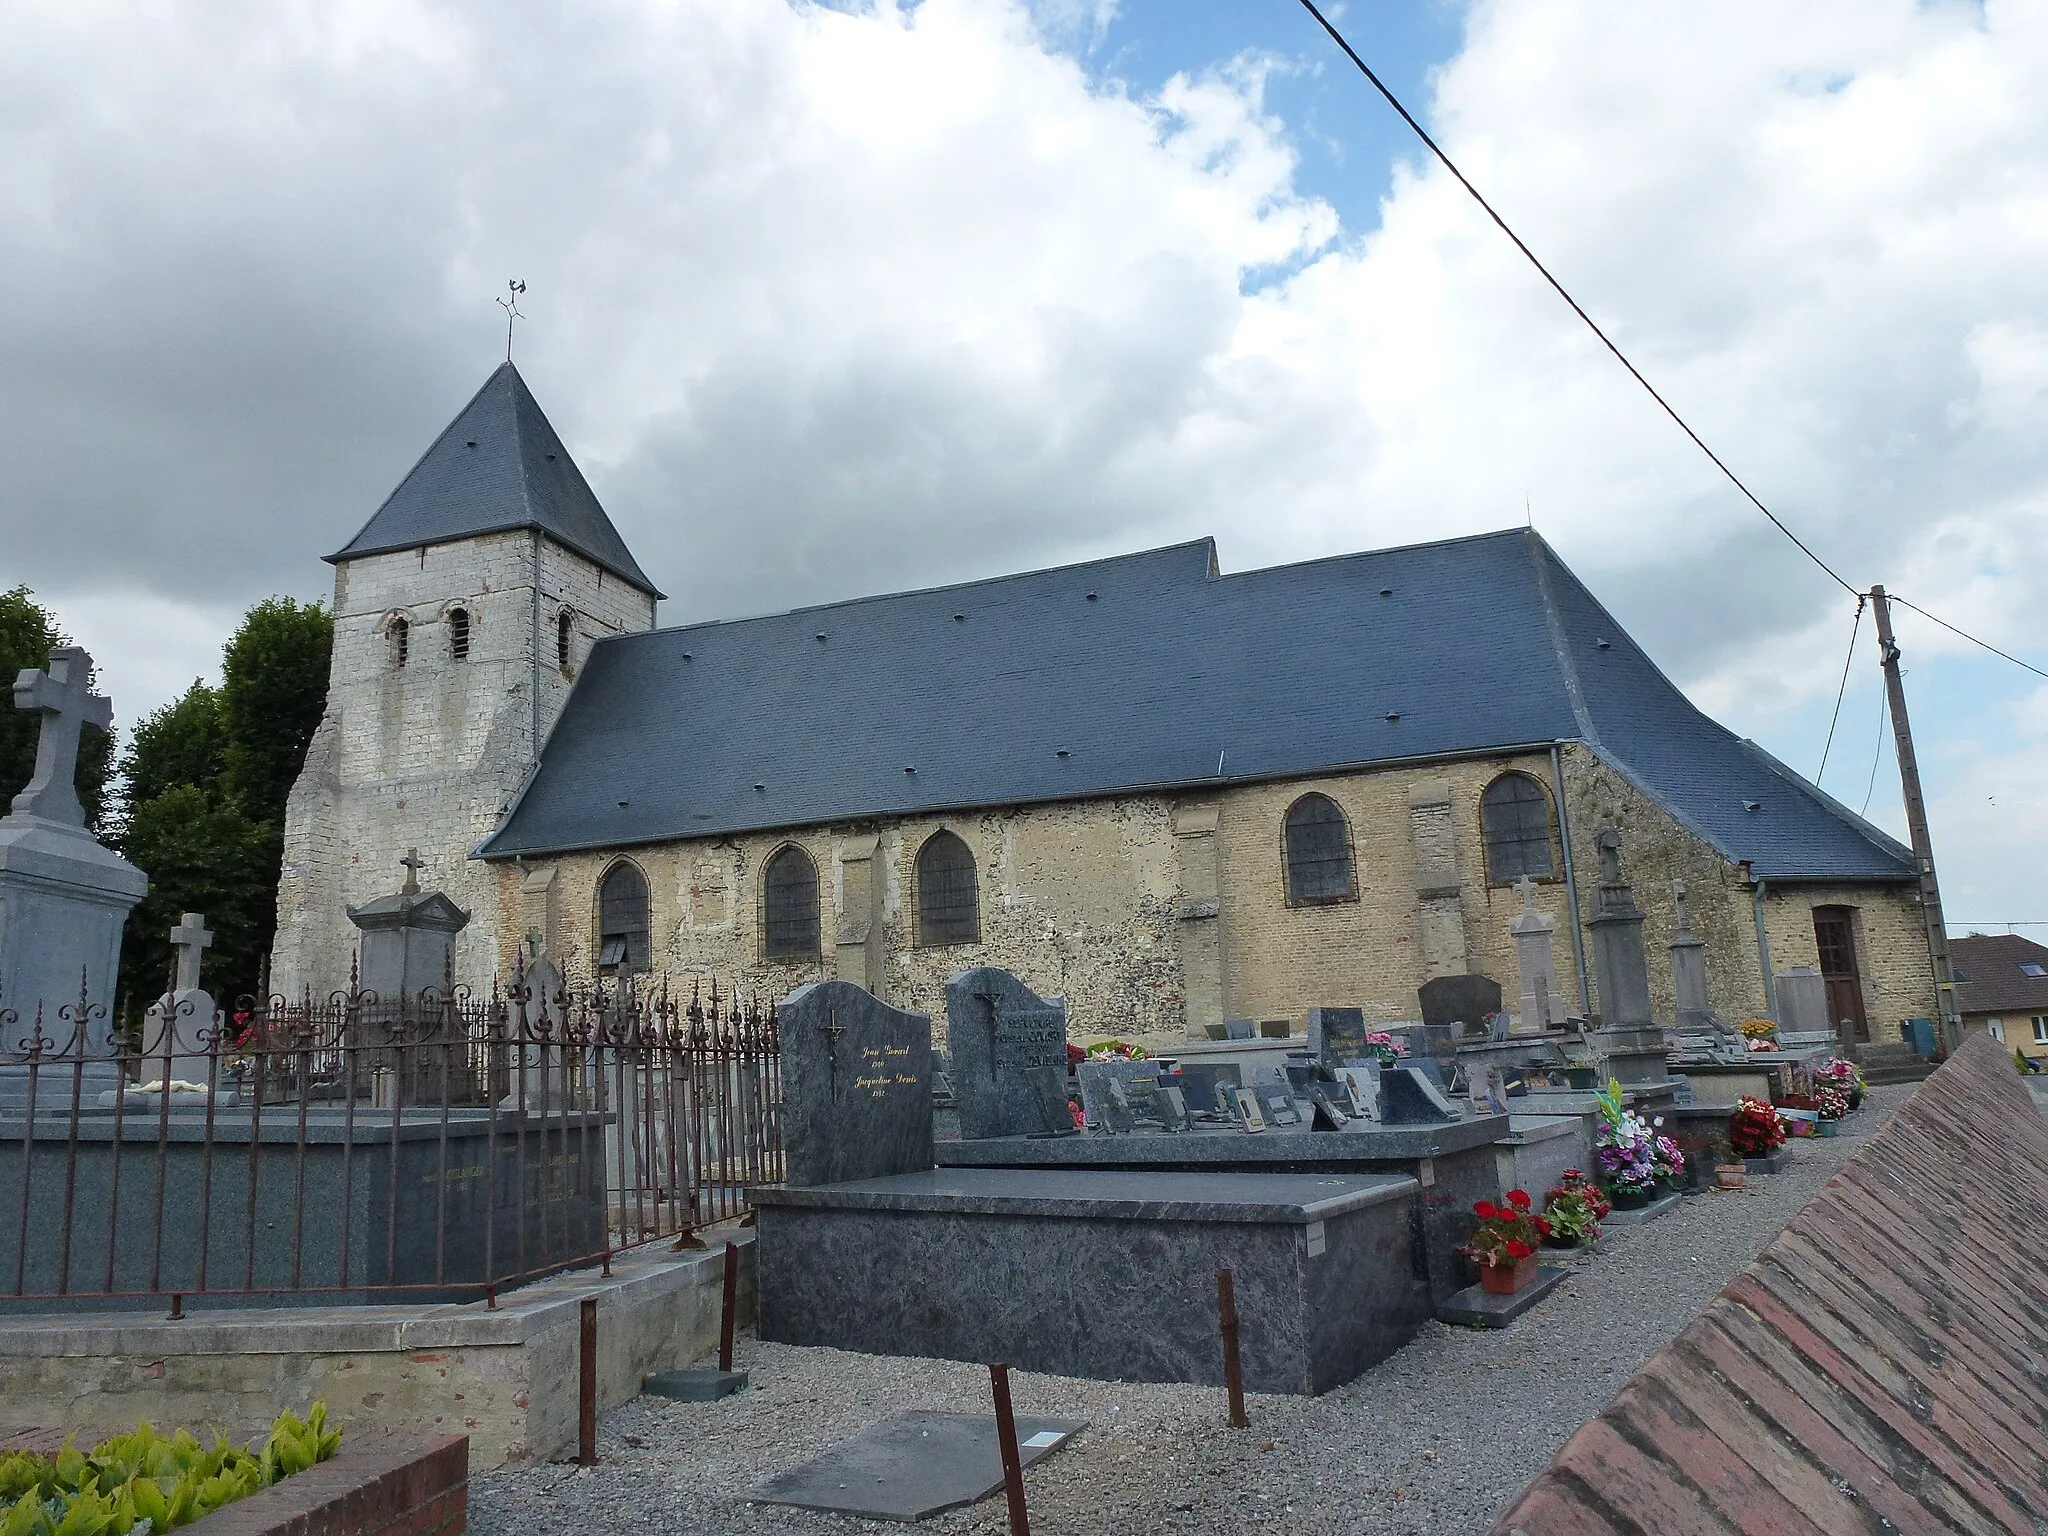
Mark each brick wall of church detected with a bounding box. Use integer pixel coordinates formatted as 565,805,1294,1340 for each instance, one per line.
1756,879,1939,1039
271,532,655,997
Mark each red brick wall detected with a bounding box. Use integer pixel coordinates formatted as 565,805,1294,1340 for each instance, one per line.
187,1434,467,1536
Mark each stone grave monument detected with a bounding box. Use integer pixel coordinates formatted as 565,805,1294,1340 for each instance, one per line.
778,980,935,1186
1508,875,1572,1031
0,647,147,1109
346,850,470,1005
1583,828,1680,1098
1308,1006,1369,1069
133,912,220,1097
1774,965,1832,1043
945,966,1071,1139
1667,882,1745,1062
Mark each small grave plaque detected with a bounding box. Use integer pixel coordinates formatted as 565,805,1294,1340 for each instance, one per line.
1179,1062,1242,1115
780,981,935,1186
946,967,1070,1140
1337,1064,1381,1123
1381,1064,1459,1125
1308,1006,1370,1068
1076,1058,1172,1133
1224,1017,1257,1040
1020,1063,1077,1135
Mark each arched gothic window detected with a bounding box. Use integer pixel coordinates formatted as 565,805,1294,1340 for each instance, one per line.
763,845,821,959
389,616,410,668
448,607,471,662
1481,772,1557,882
597,861,650,972
916,830,980,947
1283,793,1355,904
557,610,574,670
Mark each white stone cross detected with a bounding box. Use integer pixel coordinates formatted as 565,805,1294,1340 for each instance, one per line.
169,912,214,994
1514,873,1539,919
10,647,111,827
400,847,425,896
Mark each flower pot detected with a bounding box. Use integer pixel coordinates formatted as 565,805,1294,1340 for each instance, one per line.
1715,1164,1746,1189
1564,1067,1598,1090
1541,1233,1580,1250
1817,1119,1839,1137
1608,1185,1653,1210
1479,1253,1539,1295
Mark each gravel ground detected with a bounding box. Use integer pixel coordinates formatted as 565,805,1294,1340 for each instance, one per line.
471,1086,1908,1536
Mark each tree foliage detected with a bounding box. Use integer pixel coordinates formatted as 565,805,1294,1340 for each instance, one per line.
0,586,113,833
114,599,332,1007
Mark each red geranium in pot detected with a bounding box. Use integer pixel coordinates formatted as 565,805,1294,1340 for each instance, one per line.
1461,1188,1548,1294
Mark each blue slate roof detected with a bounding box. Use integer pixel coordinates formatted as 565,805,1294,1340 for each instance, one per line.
328,363,662,598
478,528,1914,881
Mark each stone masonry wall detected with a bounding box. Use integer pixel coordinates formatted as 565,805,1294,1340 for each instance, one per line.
271,533,655,997
487,741,1927,1049
1756,877,1939,1040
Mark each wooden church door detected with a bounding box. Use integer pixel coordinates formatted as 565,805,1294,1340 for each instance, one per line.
1812,907,1869,1042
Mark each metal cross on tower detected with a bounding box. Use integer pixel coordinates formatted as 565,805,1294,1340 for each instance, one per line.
9,647,110,828
497,279,527,362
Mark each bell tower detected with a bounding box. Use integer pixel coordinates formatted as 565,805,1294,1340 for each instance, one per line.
271,365,661,996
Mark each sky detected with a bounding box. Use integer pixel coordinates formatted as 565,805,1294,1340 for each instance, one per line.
4,0,2045,936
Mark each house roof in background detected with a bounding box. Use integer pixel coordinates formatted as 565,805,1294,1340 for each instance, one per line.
1951,932,2048,1016
327,363,662,598
479,526,1915,882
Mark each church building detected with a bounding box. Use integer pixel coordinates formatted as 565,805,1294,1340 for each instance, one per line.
273,365,1939,1046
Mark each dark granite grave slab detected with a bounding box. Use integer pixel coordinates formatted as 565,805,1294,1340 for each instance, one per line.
1601,1191,1682,1226
1745,1146,1793,1175
0,1108,608,1308
1436,1266,1569,1328
780,981,934,1187
750,1411,1085,1522
932,1116,1511,1305
751,1168,1429,1395
1307,1007,1367,1068
644,1368,748,1402
946,968,1069,1140
1420,974,1503,1038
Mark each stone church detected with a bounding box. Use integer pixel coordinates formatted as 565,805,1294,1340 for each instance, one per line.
273,364,1939,1046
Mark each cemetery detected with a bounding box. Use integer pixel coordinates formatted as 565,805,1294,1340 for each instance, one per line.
0,638,2014,1533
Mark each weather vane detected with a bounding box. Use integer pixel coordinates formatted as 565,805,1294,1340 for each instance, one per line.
497,279,527,362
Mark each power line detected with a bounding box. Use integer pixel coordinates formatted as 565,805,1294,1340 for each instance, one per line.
1292,0,1859,598
1889,593,2048,682
1815,595,1866,783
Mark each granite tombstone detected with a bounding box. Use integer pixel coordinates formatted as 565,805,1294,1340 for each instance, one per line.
1308,1006,1370,1069
136,912,219,1093
1418,974,1504,1040
945,967,1070,1139
780,981,935,1187
0,648,147,1109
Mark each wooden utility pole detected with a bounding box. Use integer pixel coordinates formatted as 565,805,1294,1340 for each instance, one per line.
1869,586,1960,1053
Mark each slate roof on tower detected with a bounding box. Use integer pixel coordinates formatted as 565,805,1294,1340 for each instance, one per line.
476,527,1915,882
328,363,662,598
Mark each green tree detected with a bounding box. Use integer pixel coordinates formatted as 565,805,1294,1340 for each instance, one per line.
220,597,333,823
0,586,114,833
114,598,333,1006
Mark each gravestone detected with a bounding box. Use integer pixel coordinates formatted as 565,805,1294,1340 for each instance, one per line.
1336,1063,1381,1122
501,951,570,1111
1308,1006,1369,1069
1508,875,1571,1031
780,980,935,1186
945,967,1070,1139
0,648,147,1105
1020,1065,1076,1135
1418,974,1504,1037
1177,1062,1241,1115
1670,882,1745,1059
1775,965,1829,1038
1584,828,1674,1090
1224,1018,1256,1040
1076,1058,1171,1132
137,912,219,1090
347,850,470,1006
1380,1065,1458,1125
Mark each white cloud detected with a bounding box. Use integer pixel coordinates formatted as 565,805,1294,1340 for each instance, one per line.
3,0,2045,912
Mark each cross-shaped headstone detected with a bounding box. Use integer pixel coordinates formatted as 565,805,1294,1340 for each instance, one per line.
169,912,213,993
400,847,425,896
10,648,111,828
1672,879,1691,936
1513,873,1539,918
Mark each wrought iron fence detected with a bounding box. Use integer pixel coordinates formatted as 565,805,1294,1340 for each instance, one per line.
0,964,782,1306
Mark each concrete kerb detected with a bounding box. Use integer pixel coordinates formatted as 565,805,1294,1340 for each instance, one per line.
0,1231,754,1470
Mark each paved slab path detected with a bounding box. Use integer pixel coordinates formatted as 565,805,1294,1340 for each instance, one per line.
471,1086,1909,1536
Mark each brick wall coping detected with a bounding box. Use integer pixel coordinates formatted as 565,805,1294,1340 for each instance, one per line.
0,1232,747,1357
1491,1033,2048,1533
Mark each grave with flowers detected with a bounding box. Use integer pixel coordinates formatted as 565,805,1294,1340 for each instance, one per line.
1436,1186,1569,1327
1588,1078,1686,1224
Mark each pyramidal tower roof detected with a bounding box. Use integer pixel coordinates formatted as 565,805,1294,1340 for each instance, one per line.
328,362,663,598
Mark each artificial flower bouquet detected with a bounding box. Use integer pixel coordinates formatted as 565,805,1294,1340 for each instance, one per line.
1593,1078,1659,1201
1542,1168,1607,1244
1727,1095,1786,1158
1461,1188,1548,1269
1362,1030,1409,1067
1812,1083,1849,1120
